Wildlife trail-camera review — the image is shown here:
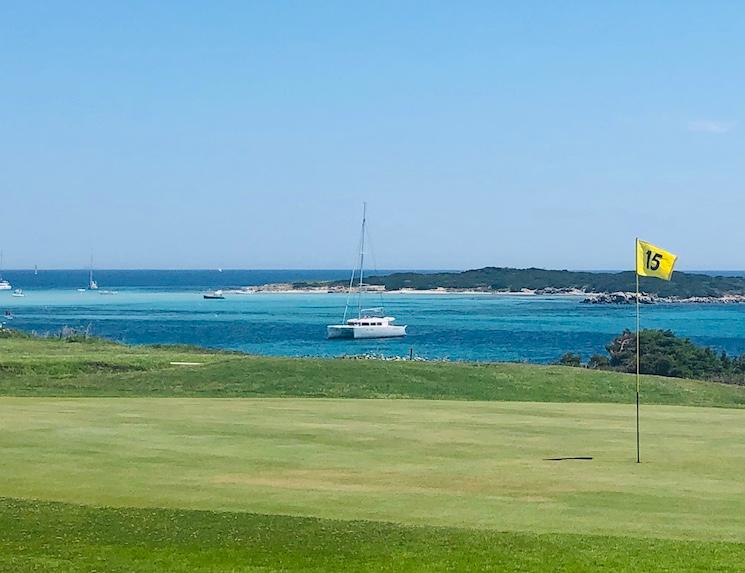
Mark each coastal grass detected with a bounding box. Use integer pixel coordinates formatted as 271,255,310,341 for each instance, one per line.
2,498,745,573
0,331,229,377
3,333,745,408
3,397,745,541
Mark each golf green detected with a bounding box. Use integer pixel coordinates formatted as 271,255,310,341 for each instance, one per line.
3,397,744,541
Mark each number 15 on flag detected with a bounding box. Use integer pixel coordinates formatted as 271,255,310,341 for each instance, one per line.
636,239,677,281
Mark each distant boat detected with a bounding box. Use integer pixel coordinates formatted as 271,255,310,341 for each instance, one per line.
11,289,24,297
0,250,11,290
203,290,225,300
327,203,407,339
34,265,38,276
88,256,98,290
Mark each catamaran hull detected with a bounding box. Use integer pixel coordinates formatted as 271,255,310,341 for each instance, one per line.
327,325,407,339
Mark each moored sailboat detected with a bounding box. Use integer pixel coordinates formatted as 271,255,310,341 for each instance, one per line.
88,255,98,290
327,203,406,339
0,251,11,290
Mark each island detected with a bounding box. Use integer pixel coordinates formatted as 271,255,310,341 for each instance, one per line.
229,267,745,303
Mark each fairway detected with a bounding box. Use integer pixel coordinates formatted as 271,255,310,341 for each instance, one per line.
3,397,745,541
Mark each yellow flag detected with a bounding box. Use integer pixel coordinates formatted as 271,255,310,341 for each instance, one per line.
636,239,677,280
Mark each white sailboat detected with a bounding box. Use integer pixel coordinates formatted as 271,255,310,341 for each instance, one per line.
0,250,11,290
88,255,98,290
327,204,407,339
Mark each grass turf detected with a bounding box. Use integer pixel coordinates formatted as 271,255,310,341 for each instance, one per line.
2,397,745,541
4,333,745,571
2,498,744,572
2,334,745,407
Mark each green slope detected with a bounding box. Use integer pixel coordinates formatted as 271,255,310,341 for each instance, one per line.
2,334,745,407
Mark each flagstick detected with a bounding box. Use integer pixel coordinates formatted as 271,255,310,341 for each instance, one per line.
636,240,641,464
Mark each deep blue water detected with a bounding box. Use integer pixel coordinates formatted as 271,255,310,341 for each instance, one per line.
3,270,745,363
0,269,431,290
1,268,742,291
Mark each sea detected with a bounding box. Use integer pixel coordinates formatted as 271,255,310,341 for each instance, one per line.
3,269,745,363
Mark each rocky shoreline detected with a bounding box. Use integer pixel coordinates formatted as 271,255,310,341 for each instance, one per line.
221,283,745,304
581,292,745,305
223,284,588,296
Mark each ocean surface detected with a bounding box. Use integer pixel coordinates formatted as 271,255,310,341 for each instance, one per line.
3,269,745,363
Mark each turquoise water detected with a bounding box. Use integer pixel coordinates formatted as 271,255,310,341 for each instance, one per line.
4,286,745,362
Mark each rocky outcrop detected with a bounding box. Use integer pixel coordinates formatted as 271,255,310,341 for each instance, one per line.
534,287,585,295
582,292,656,304
582,292,745,304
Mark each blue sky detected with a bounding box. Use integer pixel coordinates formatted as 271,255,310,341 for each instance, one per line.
1,2,743,270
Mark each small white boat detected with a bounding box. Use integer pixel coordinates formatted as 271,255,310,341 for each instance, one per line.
327,204,407,340
88,255,98,290
203,289,225,300
11,289,24,297
0,250,10,290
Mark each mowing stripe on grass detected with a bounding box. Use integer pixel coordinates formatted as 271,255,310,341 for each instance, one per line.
2,498,744,573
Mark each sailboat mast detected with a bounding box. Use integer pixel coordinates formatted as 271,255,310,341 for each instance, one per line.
357,203,366,319
341,203,367,323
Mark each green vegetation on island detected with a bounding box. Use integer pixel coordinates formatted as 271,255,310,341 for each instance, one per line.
355,267,745,298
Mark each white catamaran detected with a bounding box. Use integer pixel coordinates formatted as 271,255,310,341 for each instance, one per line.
327,204,407,340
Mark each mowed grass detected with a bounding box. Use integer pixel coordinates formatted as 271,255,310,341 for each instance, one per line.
3,498,745,573
3,334,745,407
4,333,745,570
3,397,745,541
0,333,229,377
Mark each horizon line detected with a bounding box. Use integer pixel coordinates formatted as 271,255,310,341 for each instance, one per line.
1,267,744,273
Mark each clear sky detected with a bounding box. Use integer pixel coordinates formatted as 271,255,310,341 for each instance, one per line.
1,2,743,270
